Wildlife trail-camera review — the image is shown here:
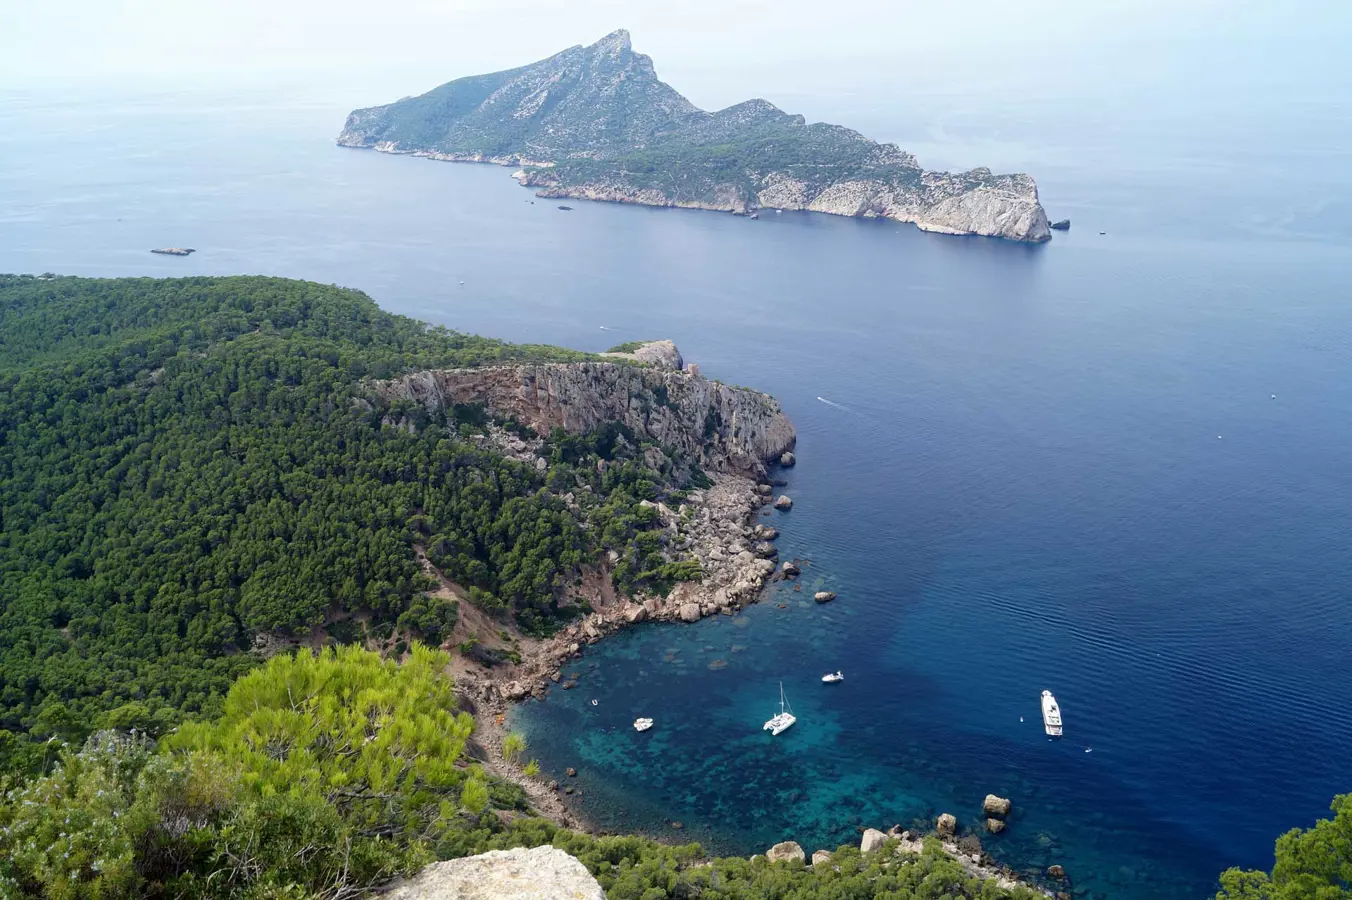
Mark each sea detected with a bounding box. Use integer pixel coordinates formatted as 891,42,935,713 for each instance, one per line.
2,66,1351,899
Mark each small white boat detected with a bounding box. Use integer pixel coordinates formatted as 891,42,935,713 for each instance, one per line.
763,682,796,735
633,717,653,732
1041,690,1063,737
822,671,844,683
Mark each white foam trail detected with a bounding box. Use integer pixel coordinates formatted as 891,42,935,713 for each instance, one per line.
599,325,611,331
816,396,853,412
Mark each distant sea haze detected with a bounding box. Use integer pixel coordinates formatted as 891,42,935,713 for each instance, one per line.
3,80,1352,900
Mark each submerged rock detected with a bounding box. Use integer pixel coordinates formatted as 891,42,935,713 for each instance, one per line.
1048,864,1066,878
384,846,604,900
766,841,806,864
986,818,1006,834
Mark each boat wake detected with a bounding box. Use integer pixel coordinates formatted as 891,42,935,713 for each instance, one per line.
816,396,854,413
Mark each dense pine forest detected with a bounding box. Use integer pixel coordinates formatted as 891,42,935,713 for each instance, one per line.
0,275,1343,899
0,274,691,774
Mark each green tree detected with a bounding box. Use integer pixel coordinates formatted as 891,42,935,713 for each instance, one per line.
1216,794,1352,900
501,732,527,765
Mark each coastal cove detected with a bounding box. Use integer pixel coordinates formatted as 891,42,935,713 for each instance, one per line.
4,80,1352,900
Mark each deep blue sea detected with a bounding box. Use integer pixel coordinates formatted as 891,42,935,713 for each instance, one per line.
2,76,1351,899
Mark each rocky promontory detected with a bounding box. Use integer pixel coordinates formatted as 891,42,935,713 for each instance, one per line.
337,30,1051,243
372,345,794,477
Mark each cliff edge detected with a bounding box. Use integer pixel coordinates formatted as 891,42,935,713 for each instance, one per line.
372,344,795,477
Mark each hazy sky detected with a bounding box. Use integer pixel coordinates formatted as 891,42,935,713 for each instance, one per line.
4,0,1349,111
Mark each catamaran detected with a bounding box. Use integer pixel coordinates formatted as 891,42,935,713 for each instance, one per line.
633,717,654,732
822,671,844,683
763,682,796,735
1041,690,1063,737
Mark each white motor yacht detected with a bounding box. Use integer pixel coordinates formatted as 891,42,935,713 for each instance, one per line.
1041,690,1063,737
822,671,844,683
633,717,653,732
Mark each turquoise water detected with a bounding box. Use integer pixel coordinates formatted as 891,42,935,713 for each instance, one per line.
3,69,1352,899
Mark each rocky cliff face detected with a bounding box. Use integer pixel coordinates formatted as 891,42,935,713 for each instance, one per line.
521,165,1050,242
371,344,795,476
385,846,604,900
337,30,1051,243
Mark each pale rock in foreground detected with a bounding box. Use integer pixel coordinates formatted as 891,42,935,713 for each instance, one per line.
766,840,806,864
385,846,603,900
860,828,888,853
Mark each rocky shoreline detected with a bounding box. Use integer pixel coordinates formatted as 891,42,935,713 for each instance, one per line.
516,167,1050,243
456,467,787,829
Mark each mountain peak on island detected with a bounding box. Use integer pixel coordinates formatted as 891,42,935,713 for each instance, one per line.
337,31,1050,242
591,27,632,52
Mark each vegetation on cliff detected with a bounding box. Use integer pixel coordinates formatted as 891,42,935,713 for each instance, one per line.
1214,794,1352,899
0,275,700,774
0,644,1045,899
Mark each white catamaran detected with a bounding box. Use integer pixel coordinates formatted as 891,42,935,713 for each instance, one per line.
763,682,797,735
1041,690,1063,737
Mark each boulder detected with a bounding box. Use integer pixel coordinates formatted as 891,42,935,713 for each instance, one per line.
936,813,957,837
983,794,1012,818
1049,219,1071,231
781,561,800,577
754,525,779,540
774,495,793,510
766,841,806,864
384,846,604,900
860,828,888,853
565,767,577,777
624,604,647,624
679,603,702,623
1048,864,1066,878
811,850,832,867
780,451,796,467
753,541,778,558
986,818,1006,834
814,591,836,604
756,483,773,495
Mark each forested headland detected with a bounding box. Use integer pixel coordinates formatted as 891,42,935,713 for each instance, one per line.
0,274,698,775
0,274,1345,899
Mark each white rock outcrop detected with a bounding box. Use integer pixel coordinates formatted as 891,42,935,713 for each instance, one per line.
385,846,604,900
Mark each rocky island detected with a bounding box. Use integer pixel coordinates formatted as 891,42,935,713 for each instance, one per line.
338,30,1051,243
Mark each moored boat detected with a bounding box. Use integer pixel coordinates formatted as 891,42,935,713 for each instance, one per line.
822,671,843,683
763,682,796,735
1041,690,1063,737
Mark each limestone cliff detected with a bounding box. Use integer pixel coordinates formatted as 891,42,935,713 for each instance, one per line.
338,30,1051,243
371,344,795,477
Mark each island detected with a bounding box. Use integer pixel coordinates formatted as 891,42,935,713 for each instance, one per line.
337,30,1051,243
